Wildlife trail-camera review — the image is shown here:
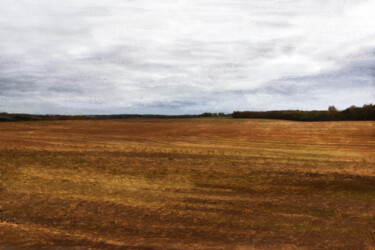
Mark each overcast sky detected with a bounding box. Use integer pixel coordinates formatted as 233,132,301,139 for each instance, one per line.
0,0,374,114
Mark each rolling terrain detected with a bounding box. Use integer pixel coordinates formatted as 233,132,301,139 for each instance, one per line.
1,118,375,249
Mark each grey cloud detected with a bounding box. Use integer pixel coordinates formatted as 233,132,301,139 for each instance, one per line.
280,52,375,89
0,0,374,114
233,51,375,110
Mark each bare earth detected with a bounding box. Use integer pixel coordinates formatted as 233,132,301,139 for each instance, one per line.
0,118,375,249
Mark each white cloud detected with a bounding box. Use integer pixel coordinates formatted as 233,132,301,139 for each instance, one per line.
0,0,374,114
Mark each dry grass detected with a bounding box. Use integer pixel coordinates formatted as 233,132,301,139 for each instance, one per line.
0,118,375,249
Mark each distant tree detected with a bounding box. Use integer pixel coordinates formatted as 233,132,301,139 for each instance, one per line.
201,112,213,117
328,105,338,112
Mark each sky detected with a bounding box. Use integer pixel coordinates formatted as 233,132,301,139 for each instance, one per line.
0,0,374,115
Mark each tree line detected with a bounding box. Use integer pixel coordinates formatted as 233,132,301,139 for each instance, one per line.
232,104,375,121
1,105,375,122
0,112,230,122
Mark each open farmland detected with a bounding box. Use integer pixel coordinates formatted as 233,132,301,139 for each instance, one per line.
1,118,375,249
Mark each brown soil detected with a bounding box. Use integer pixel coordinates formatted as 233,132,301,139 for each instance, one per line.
0,118,374,249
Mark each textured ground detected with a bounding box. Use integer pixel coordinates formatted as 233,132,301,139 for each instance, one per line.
0,118,375,249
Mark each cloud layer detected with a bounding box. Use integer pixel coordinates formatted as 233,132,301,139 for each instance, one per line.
0,0,374,114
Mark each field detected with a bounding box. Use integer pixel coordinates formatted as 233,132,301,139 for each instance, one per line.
1,118,375,249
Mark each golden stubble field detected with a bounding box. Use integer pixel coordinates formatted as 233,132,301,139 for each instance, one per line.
0,118,375,249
